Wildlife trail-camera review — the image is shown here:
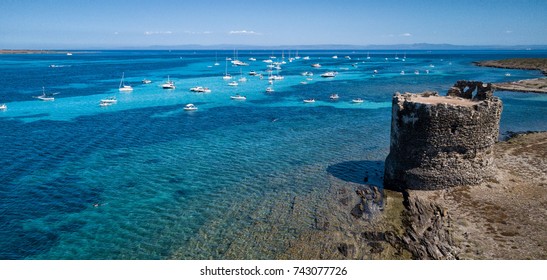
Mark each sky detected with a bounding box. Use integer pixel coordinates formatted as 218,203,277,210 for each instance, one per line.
1,0,546,49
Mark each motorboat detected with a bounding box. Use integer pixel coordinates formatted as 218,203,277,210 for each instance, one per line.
320,71,337,78
311,63,321,68
230,94,246,100
332,55,338,59
268,75,284,80
118,72,133,92
248,57,256,61
228,81,238,86
352,98,364,103
183,103,198,111
100,97,117,106
330,93,340,100
162,76,176,89
231,60,249,66
142,79,152,84
266,87,274,93
100,97,117,104
301,71,313,76
0,104,6,110
190,86,211,93
303,99,315,103
249,71,258,76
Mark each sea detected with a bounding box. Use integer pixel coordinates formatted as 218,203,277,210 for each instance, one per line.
0,49,546,260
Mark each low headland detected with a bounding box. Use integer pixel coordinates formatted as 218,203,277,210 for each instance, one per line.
475,58,547,93
0,49,69,55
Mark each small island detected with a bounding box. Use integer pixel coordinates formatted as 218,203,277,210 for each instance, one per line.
475,58,547,93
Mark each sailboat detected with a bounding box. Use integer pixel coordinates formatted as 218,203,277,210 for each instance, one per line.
214,52,220,66
34,87,59,101
118,72,133,92
162,75,176,89
222,58,232,80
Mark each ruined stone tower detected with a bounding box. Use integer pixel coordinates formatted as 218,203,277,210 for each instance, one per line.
384,81,503,190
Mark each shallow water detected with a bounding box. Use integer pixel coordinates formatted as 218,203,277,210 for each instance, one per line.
1,50,546,259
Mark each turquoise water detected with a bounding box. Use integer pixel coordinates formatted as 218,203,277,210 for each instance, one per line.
1,50,546,259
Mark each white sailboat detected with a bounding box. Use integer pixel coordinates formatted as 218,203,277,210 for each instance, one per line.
34,87,58,101
162,75,176,89
223,58,232,80
118,72,133,92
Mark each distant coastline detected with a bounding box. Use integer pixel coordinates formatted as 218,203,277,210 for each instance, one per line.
475,58,547,93
0,49,69,55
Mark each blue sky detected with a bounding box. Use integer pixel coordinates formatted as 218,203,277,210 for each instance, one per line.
1,0,546,48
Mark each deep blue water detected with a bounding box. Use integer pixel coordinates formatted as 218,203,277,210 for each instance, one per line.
1,50,546,259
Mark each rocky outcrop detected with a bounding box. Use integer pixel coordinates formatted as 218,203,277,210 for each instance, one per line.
398,191,458,259
384,81,503,190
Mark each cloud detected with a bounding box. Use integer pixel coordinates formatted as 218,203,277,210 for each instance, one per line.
144,31,173,35
400,33,412,37
184,31,213,35
228,30,261,35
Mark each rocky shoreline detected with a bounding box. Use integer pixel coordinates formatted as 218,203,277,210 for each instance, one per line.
281,132,546,260
392,131,547,259
491,78,547,93
475,58,547,93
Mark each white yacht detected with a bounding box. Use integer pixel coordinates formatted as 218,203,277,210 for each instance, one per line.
100,97,117,106
183,103,198,111
266,87,274,93
118,72,133,92
190,86,211,93
351,98,364,103
320,71,337,78
230,94,246,100
0,104,6,110
303,98,315,103
231,60,249,66
330,93,339,100
301,71,314,76
228,81,238,86
311,63,321,68
162,76,176,89
142,79,152,84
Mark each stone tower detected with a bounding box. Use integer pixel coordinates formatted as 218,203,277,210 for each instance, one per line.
384,81,503,190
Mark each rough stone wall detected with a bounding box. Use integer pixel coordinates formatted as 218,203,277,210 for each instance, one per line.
384,81,503,190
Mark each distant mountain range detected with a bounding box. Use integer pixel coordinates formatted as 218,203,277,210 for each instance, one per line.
142,43,547,51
